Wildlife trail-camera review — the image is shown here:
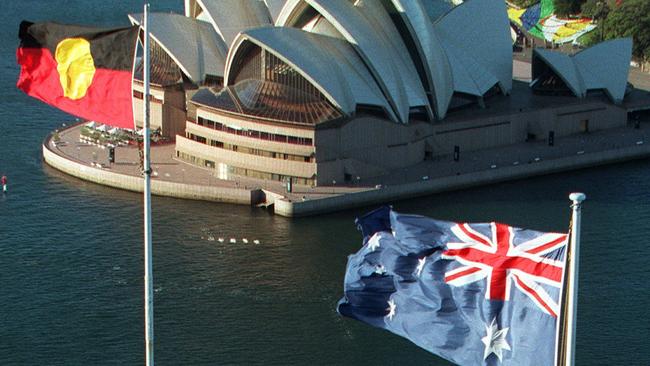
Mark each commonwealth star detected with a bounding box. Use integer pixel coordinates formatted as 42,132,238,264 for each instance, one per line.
385,299,396,321
482,318,511,362
415,257,426,277
367,234,381,252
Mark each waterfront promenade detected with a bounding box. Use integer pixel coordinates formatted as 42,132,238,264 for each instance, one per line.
45,125,369,203
44,118,650,216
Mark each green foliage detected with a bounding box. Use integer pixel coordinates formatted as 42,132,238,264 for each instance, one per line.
576,27,601,46
601,0,650,61
580,0,616,18
508,0,540,8
79,126,97,138
79,126,132,145
554,0,586,16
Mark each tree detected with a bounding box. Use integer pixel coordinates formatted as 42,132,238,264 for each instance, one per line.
601,0,650,63
554,0,587,17
580,0,614,18
508,0,540,8
581,0,616,41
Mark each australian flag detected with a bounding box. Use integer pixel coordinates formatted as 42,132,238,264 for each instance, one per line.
337,207,568,366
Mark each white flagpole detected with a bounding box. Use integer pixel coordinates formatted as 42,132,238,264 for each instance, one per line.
143,3,154,366
565,192,585,366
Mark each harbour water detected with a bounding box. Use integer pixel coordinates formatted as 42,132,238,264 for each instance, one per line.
1,1,649,365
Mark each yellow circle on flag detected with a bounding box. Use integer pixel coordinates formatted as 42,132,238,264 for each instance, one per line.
55,38,96,100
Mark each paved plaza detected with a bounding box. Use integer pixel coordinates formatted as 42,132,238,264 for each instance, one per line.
50,119,650,205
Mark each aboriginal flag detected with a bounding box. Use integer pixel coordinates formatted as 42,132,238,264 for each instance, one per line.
17,21,139,128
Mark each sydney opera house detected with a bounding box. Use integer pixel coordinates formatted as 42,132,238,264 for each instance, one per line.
128,0,633,186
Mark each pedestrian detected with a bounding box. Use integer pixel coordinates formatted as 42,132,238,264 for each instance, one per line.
108,146,115,165
1,175,7,194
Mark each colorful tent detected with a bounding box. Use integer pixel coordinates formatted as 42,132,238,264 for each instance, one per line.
508,0,596,44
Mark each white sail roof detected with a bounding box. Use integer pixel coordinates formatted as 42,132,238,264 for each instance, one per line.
388,0,512,119
275,0,307,27
264,0,288,24
194,0,272,47
421,0,454,21
573,38,633,103
533,38,632,103
129,12,227,83
434,0,513,96
224,27,394,118
277,0,432,123
532,49,583,97
389,0,453,119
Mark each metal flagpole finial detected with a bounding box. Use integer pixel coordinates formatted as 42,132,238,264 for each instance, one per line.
569,192,586,204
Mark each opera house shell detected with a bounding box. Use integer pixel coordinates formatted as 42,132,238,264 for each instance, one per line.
127,0,633,186
531,39,633,104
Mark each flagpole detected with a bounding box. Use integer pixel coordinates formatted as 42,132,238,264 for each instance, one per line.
143,3,154,366
564,192,585,366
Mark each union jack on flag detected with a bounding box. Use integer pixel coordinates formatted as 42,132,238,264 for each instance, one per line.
442,222,568,317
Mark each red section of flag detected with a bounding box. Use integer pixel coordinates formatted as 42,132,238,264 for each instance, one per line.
16,47,133,129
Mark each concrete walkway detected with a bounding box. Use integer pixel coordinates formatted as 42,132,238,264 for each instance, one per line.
49,125,370,203
47,120,650,216
365,126,650,187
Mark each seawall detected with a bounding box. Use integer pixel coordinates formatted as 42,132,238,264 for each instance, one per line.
273,143,650,217
43,126,650,218
43,135,262,205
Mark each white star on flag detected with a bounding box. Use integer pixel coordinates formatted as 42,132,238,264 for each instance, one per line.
385,299,396,321
482,318,511,362
367,233,381,252
415,257,426,277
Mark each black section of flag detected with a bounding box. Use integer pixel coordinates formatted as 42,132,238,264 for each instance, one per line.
18,20,138,71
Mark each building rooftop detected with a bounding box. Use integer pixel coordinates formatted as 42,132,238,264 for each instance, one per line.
532,38,633,104
129,12,227,84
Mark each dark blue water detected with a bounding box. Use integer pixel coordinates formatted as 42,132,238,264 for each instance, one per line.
1,2,649,365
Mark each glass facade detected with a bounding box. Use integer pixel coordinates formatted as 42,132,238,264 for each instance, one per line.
133,37,183,87
176,151,315,186
132,90,163,104
195,117,313,146
210,44,343,125
186,131,313,163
